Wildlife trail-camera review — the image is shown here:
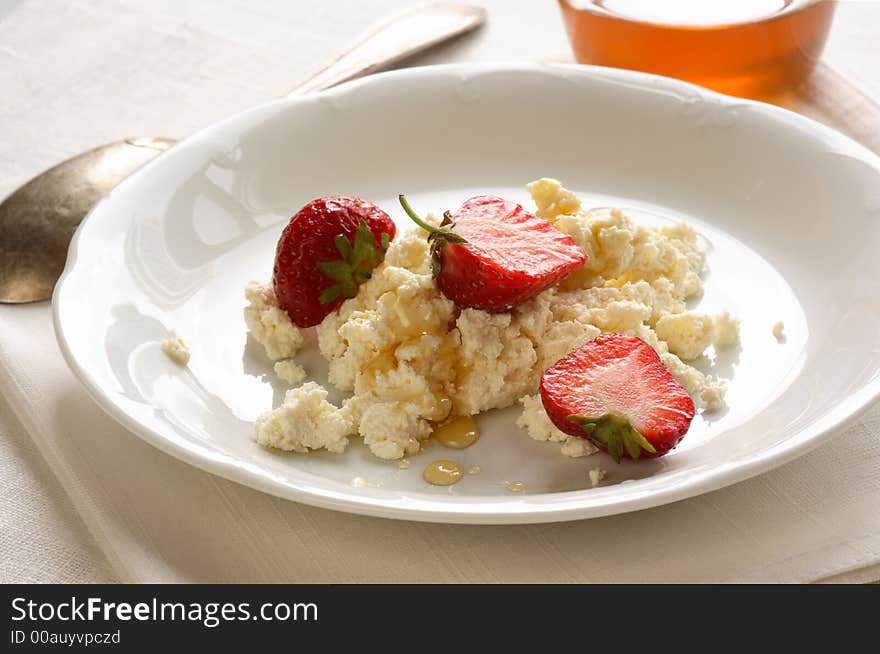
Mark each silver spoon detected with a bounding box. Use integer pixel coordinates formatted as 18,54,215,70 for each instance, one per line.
0,3,486,304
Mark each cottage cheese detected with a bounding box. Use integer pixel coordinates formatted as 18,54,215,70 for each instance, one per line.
713,311,741,348
274,359,306,386
660,352,727,413
655,312,714,361
253,382,351,453
244,281,306,361
516,394,598,458
245,178,738,461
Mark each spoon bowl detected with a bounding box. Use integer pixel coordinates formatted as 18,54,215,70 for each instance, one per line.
0,137,174,303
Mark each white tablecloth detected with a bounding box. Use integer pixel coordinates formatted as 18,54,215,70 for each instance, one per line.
2,0,880,583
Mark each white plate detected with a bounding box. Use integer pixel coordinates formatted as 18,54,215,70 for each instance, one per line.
54,64,880,524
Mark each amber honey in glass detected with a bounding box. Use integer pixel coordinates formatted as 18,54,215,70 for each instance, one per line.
558,0,836,99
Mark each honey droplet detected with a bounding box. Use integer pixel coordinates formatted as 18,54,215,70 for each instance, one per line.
427,397,453,422
432,415,480,449
398,459,411,470
423,460,463,486
467,465,481,475
505,481,526,493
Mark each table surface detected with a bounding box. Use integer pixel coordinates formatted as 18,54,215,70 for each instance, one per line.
1,0,878,584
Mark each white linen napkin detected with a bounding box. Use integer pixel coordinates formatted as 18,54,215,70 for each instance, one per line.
0,394,114,583
2,302,880,583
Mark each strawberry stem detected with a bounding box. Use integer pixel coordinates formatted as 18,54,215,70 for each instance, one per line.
398,195,441,234
398,194,467,278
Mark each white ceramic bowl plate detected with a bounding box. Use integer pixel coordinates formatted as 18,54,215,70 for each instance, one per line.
54,65,880,523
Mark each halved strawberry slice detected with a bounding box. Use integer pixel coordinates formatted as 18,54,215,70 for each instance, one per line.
540,334,696,462
399,194,586,312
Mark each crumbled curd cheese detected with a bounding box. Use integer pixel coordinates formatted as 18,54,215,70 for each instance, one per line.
516,394,567,443
528,177,582,222
589,467,606,488
274,359,306,385
246,178,737,460
713,311,741,348
660,352,727,412
560,436,600,458
655,312,714,361
516,394,598,458
253,382,351,453
160,337,190,366
244,281,306,361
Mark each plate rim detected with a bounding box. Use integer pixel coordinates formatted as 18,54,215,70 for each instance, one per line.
53,62,880,524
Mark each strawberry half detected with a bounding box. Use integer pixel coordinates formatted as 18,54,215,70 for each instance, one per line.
273,196,396,328
399,194,586,312
540,334,696,462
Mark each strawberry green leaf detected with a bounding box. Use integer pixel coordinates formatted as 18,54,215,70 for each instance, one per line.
351,221,374,269
316,220,391,305
334,233,352,260
567,413,656,464
317,259,353,282
318,284,344,304
608,433,624,464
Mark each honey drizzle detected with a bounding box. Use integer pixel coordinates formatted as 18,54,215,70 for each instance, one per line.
423,460,463,486
432,415,480,449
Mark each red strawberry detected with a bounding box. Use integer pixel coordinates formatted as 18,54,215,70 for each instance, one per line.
399,194,586,312
540,334,695,462
273,196,396,327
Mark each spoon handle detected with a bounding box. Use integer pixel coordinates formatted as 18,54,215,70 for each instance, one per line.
285,3,486,97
